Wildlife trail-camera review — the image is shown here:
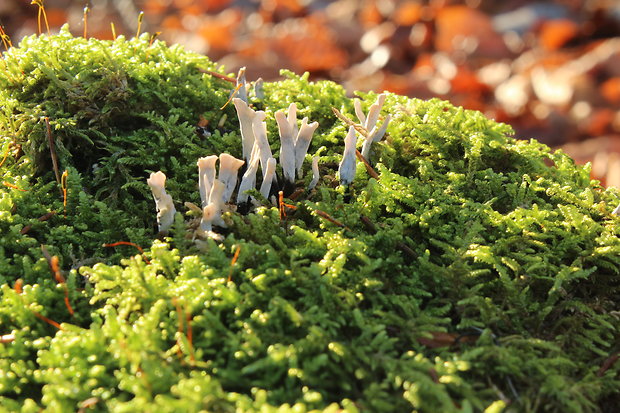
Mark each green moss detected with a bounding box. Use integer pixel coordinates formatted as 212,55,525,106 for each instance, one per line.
1,28,619,412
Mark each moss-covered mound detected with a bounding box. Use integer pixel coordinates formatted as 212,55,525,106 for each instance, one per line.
1,27,619,412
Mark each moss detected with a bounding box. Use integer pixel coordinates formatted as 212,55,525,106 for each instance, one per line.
1,28,619,412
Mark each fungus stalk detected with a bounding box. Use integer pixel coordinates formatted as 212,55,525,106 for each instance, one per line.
295,118,319,177
259,157,277,200
275,109,296,184
218,153,245,204
197,155,217,208
233,98,257,162
251,111,274,178
201,178,226,232
361,115,391,160
235,66,247,103
338,126,357,186
355,93,391,160
275,103,319,184
147,171,176,233
237,146,261,204
308,156,320,190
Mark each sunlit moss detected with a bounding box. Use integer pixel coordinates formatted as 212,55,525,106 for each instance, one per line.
1,28,619,412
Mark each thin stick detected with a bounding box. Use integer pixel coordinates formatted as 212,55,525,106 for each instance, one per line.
110,22,117,40
220,83,242,110
34,311,62,329
597,352,620,377
45,117,61,188
136,11,144,38
0,25,13,50
0,143,11,168
41,245,74,316
103,241,151,264
331,107,369,138
355,150,379,179
145,32,161,62
228,245,241,282
20,211,56,235
32,0,50,36
83,7,89,38
14,278,23,294
2,181,27,191
315,209,350,230
61,170,68,217
198,69,236,83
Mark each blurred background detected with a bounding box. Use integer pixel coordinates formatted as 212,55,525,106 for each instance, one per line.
1,0,619,184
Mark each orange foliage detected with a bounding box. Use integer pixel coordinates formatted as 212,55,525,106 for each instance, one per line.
539,19,579,51
393,2,423,26
601,77,620,105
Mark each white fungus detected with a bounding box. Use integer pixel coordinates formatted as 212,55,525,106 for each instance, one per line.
356,93,390,160
205,178,227,228
275,109,296,184
233,98,257,162
236,146,261,204
338,126,357,186
218,153,245,204
259,157,277,200
253,77,264,100
235,66,248,103
294,117,319,177
197,155,218,208
308,156,320,190
146,171,176,233
251,111,273,178
361,114,391,160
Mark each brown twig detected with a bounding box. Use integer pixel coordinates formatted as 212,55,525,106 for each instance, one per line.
315,209,350,230
41,245,74,316
33,311,62,330
228,245,241,282
61,170,68,217
360,215,378,233
278,191,297,222
2,181,27,191
355,150,379,179
14,279,23,294
82,7,89,38
288,188,305,201
172,298,195,363
331,107,369,138
0,143,11,168
220,83,243,110
45,117,62,189
199,69,236,83
20,211,56,235
103,241,151,264
597,352,619,377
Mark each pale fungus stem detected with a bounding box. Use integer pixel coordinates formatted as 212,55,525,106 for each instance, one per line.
236,146,261,205
235,67,248,103
147,171,176,234
308,156,320,190
251,111,274,178
202,179,226,230
338,126,357,186
218,153,244,204
294,117,319,178
197,155,217,208
232,98,257,162
259,157,277,200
